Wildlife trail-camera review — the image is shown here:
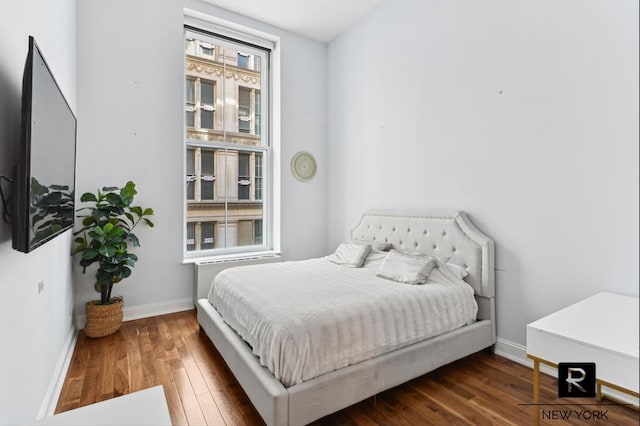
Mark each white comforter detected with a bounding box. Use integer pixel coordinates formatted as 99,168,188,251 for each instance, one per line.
208,258,478,387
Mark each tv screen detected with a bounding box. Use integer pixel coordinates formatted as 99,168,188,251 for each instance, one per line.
13,36,77,253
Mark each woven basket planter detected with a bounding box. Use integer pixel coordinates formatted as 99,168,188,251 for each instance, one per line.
84,297,123,338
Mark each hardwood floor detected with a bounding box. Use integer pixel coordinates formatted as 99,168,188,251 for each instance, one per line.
56,310,639,425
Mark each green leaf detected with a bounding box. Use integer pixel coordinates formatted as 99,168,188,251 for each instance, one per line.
143,218,154,228
142,208,154,216
102,186,119,192
130,206,143,216
91,208,110,220
98,245,116,257
121,267,132,279
127,233,140,247
82,249,99,260
81,217,95,227
108,227,125,238
49,184,69,191
102,264,119,273
81,192,98,202
121,181,137,198
103,223,114,234
105,192,122,206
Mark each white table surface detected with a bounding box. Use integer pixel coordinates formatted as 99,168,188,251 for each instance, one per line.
527,291,639,392
35,385,171,425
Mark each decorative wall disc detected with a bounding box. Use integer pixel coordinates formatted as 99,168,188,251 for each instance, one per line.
291,151,317,182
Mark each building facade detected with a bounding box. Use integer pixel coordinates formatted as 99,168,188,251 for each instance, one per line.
184,36,265,253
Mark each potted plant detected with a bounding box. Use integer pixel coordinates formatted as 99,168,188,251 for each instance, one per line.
72,181,154,337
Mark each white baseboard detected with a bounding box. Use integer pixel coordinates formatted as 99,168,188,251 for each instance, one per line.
75,298,194,329
495,337,556,376
37,327,78,419
495,337,639,407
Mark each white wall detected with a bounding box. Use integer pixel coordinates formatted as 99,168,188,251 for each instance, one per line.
0,0,77,424
74,1,326,318
326,0,639,345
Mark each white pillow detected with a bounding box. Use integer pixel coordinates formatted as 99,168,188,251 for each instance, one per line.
353,238,392,252
435,259,469,280
326,242,371,268
362,249,388,269
376,250,436,284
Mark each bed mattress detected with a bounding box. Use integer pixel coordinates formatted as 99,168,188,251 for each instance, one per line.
208,257,478,387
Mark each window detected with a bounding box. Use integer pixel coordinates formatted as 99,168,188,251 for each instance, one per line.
200,42,214,57
186,222,196,251
237,52,249,69
238,87,261,135
238,152,250,200
185,78,195,127
200,80,215,129
237,52,261,72
185,77,215,130
184,23,273,257
186,148,195,200
255,152,263,200
254,90,261,136
200,149,215,200
201,221,215,249
238,87,251,134
254,219,263,245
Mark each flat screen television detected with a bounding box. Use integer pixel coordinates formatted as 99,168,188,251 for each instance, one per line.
12,36,77,253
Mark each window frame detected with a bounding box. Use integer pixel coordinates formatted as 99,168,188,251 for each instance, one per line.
183,10,281,262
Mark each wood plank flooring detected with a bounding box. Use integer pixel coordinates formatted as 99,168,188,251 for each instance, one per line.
56,310,639,425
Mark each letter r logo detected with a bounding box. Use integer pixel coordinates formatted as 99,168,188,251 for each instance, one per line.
558,363,596,398
566,368,586,393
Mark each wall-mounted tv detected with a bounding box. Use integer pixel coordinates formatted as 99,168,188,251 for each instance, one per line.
12,36,77,253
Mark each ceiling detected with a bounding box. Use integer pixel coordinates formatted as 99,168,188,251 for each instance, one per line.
200,0,384,43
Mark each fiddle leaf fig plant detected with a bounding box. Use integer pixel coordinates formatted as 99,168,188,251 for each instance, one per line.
72,181,154,305
30,177,74,245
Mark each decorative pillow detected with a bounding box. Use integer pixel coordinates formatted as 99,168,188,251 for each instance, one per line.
326,242,371,268
362,249,388,269
435,259,469,280
376,250,436,284
353,238,392,252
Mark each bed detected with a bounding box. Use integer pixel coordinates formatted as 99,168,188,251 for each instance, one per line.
196,209,496,425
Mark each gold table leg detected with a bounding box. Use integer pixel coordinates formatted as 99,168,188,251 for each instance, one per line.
533,358,540,426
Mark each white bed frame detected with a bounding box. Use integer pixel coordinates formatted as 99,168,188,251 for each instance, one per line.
196,209,496,425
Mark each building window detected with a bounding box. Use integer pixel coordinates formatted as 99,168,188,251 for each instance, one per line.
185,78,195,127
186,148,196,200
200,42,214,57
254,90,261,136
237,52,249,69
238,87,251,134
184,24,272,257
200,80,215,129
238,152,250,200
186,222,196,251
238,87,261,135
254,219,263,245
200,149,215,200
201,221,215,250
255,152,263,200
185,77,215,130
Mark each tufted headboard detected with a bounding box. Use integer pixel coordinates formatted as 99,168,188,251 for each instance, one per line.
351,210,495,337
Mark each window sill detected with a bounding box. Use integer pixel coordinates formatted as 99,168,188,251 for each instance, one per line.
182,249,281,265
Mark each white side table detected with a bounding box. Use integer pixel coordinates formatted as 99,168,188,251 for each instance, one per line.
526,292,639,425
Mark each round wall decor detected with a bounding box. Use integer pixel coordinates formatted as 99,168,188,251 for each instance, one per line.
291,151,317,182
